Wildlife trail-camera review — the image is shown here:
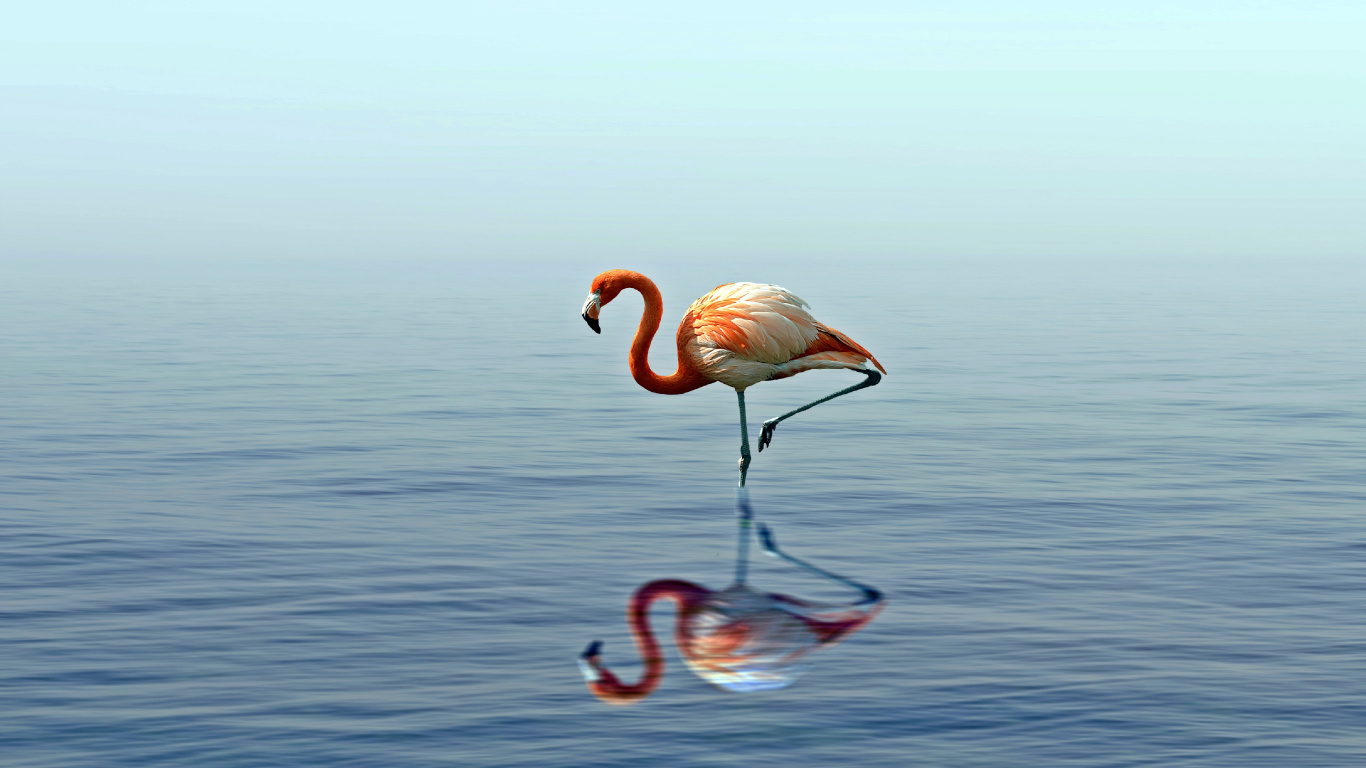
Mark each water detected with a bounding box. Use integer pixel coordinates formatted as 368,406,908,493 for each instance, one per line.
3,256,1364,767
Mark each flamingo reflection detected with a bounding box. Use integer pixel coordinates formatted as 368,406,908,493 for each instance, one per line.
580,491,884,704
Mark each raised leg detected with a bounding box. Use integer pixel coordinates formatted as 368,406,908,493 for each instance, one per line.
758,523,882,606
758,369,881,452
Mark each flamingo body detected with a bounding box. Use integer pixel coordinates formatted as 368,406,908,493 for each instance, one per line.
583,269,887,484
682,282,887,390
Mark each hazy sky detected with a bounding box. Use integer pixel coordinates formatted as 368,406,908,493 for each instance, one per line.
3,1,1363,261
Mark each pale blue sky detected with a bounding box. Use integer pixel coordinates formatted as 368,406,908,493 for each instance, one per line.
2,1,1362,261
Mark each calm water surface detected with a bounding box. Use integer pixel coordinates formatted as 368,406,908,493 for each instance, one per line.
3,257,1364,767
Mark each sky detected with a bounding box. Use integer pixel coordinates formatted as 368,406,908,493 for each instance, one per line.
2,1,1363,261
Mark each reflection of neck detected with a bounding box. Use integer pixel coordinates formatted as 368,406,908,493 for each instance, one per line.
619,272,712,395
586,579,710,704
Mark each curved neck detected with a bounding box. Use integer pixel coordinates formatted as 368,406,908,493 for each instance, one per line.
619,273,711,395
587,579,710,704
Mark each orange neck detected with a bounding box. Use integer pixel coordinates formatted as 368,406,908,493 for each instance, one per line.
618,272,712,395
586,579,710,704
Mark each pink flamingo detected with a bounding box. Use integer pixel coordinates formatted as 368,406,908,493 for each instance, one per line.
580,518,884,705
581,270,886,487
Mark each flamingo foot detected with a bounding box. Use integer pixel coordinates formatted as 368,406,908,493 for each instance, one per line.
758,419,779,451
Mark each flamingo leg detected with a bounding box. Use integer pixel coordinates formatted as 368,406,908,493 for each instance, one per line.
758,523,883,607
757,369,881,452
735,391,754,585
737,389,753,487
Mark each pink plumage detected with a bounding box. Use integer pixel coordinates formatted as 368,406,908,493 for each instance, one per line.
681,282,887,390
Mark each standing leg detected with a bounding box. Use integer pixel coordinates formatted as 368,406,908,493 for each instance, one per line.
737,389,752,487
735,389,753,585
758,369,881,452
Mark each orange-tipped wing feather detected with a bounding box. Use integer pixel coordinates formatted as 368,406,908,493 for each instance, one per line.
770,324,887,381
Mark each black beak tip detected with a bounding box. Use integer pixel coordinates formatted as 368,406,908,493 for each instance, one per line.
584,315,601,334
583,639,603,658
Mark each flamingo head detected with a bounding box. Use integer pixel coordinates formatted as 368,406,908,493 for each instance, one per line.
583,270,638,334
581,290,602,333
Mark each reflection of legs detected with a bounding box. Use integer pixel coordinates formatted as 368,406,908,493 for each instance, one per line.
737,389,752,487
734,487,753,585
758,369,881,452
758,523,882,606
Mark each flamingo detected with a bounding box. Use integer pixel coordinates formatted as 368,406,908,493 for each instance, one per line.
581,269,887,487
579,510,884,705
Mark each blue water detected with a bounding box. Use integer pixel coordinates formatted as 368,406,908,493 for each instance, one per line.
3,257,1364,767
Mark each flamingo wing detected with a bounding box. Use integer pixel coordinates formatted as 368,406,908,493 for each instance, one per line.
680,283,884,389
688,283,819,363
770,322,887,380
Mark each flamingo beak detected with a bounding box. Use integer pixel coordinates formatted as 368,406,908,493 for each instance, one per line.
581,292,602,334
